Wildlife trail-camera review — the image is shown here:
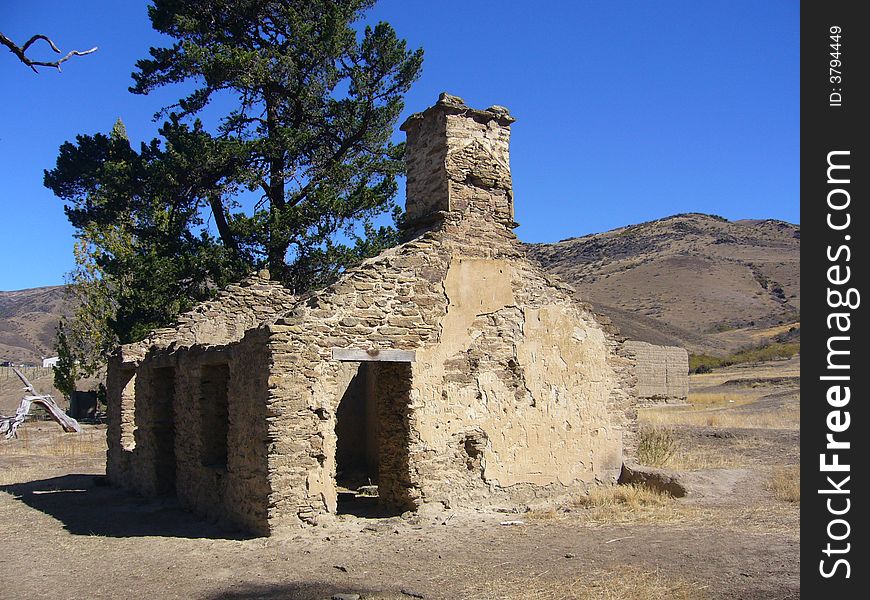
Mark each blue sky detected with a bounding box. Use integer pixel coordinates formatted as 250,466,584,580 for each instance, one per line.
0,0,799,291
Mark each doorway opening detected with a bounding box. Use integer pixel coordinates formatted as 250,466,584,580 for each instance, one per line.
334,361,414,516
150,366,176,493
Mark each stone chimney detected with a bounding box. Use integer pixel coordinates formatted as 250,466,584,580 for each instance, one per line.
400,93,516,231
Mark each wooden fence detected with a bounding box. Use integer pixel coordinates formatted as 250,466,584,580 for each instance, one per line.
1,366,54,382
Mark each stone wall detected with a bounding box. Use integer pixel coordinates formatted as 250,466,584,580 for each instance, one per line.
143,272,296,349
402,103,450,226
401,93,515,229
108,338,273,534
261,225,631,529
162,339,273,534
106,271,294,532
258,96,634,530
623,341,689,404
264,237,450,528
105,360,137,489
106,94,638,535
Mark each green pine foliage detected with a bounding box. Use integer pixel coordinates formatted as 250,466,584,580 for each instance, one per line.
45,1,423,390
53,321,79,400
130,0,423,290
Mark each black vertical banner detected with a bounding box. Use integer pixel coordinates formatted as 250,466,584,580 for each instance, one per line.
802,2,868,597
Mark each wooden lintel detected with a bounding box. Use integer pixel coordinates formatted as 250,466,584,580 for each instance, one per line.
331,348,416,363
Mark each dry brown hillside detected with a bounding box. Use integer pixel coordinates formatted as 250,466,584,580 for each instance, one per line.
526,213,800,355
2,214,799,363
0,286,68,365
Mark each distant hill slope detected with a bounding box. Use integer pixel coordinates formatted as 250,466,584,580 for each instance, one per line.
0,286,68,364
526,213,800,355
1,213,799,363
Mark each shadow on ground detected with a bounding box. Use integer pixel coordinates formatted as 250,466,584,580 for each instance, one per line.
0,474,252,540
205,582,400,600
336,491,407,519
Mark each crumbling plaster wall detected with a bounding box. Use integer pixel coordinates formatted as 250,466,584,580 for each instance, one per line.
261,223,633,528
623,341,689,404
411,253,626,508
255,97,635,530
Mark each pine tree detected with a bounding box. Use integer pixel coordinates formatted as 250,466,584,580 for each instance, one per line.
45,1,422,389
131,0,423,289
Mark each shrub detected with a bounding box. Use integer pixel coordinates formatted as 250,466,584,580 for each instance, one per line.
689,354,723,373
729,341,800,364
637,426,678,467
689,341,800,373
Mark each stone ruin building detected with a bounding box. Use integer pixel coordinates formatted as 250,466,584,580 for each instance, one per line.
623,341,688,404
106,93,637,535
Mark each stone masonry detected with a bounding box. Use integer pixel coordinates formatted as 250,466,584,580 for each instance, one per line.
623,341,689,404
106,93,637,535
105,276,295,509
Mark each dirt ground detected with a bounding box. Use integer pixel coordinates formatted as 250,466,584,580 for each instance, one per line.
0,360,799,600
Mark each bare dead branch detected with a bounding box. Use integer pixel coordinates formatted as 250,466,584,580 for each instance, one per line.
20,34,60,53
0,368,80,438
12,366,38,395
1,31,97,73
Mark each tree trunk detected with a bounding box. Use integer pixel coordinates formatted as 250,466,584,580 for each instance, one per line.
207,194,240,253
265,92,289,282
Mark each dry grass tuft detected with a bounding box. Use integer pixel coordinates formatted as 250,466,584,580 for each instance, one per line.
746,321,801,342
688,392,752,407
634,423,771,471
574,484,670,511
461,566,703,600
0,426,106,487
769,466,800,503
528,484,693,526
48,433,106,458
636,426,678,467
0,427,105,485
0,467,38,486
